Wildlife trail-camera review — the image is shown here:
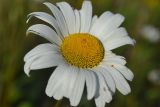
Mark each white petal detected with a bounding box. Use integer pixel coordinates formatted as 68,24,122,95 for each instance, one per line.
95,95,106,107
80,1,92,33
104,57,126,66
91,13,124,41
103,53,126,66
93,67,116,93
90,11,113,36
99,14,124,40
24,43,59,76
103,27,135,50
62,66,79,99
43,2,69,37
74,9,80,33
95,71,112,103
24,43,58,62
53,81,64,100
30,53,63,70
101,65,131,95
103,27,128,41
90,15,98,32
113,64,134,81
57,2,76,34
52,64,78,100
45,64,66,97
50,65,79,100
27,24,62,46
24,52,62,76
70,69,85,106
24,55,38,76
104,35,135,51
84,70,97,100
27,12,63,39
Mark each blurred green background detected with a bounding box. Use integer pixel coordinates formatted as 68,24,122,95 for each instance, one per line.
0,0,160,107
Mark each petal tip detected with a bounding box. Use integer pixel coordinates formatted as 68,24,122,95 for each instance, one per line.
24,71,30,77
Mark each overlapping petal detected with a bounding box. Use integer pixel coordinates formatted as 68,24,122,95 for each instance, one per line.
57,2,76,34
27,24,62,46
24,43,62,76
80,1,92,33
43,2,69,37
27,12,62,38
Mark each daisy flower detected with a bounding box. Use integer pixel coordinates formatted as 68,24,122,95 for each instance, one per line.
24,1,135,107
140,25,160,43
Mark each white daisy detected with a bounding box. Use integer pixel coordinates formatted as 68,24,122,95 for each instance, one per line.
140,25,160,43
24,1,135,107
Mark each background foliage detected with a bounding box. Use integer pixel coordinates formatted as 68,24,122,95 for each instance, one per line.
0,0,160,107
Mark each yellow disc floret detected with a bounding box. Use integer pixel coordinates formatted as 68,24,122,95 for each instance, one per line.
61,33,104,68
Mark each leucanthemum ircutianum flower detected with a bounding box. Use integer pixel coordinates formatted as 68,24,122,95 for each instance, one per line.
24,1,135,107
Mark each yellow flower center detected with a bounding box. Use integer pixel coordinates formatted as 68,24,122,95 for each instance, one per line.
60,33,104,68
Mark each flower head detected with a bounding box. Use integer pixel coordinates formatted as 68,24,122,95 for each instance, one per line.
141,25,160,43
24,1,135,107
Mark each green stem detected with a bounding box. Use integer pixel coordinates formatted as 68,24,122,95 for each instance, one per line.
54,100,62,107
